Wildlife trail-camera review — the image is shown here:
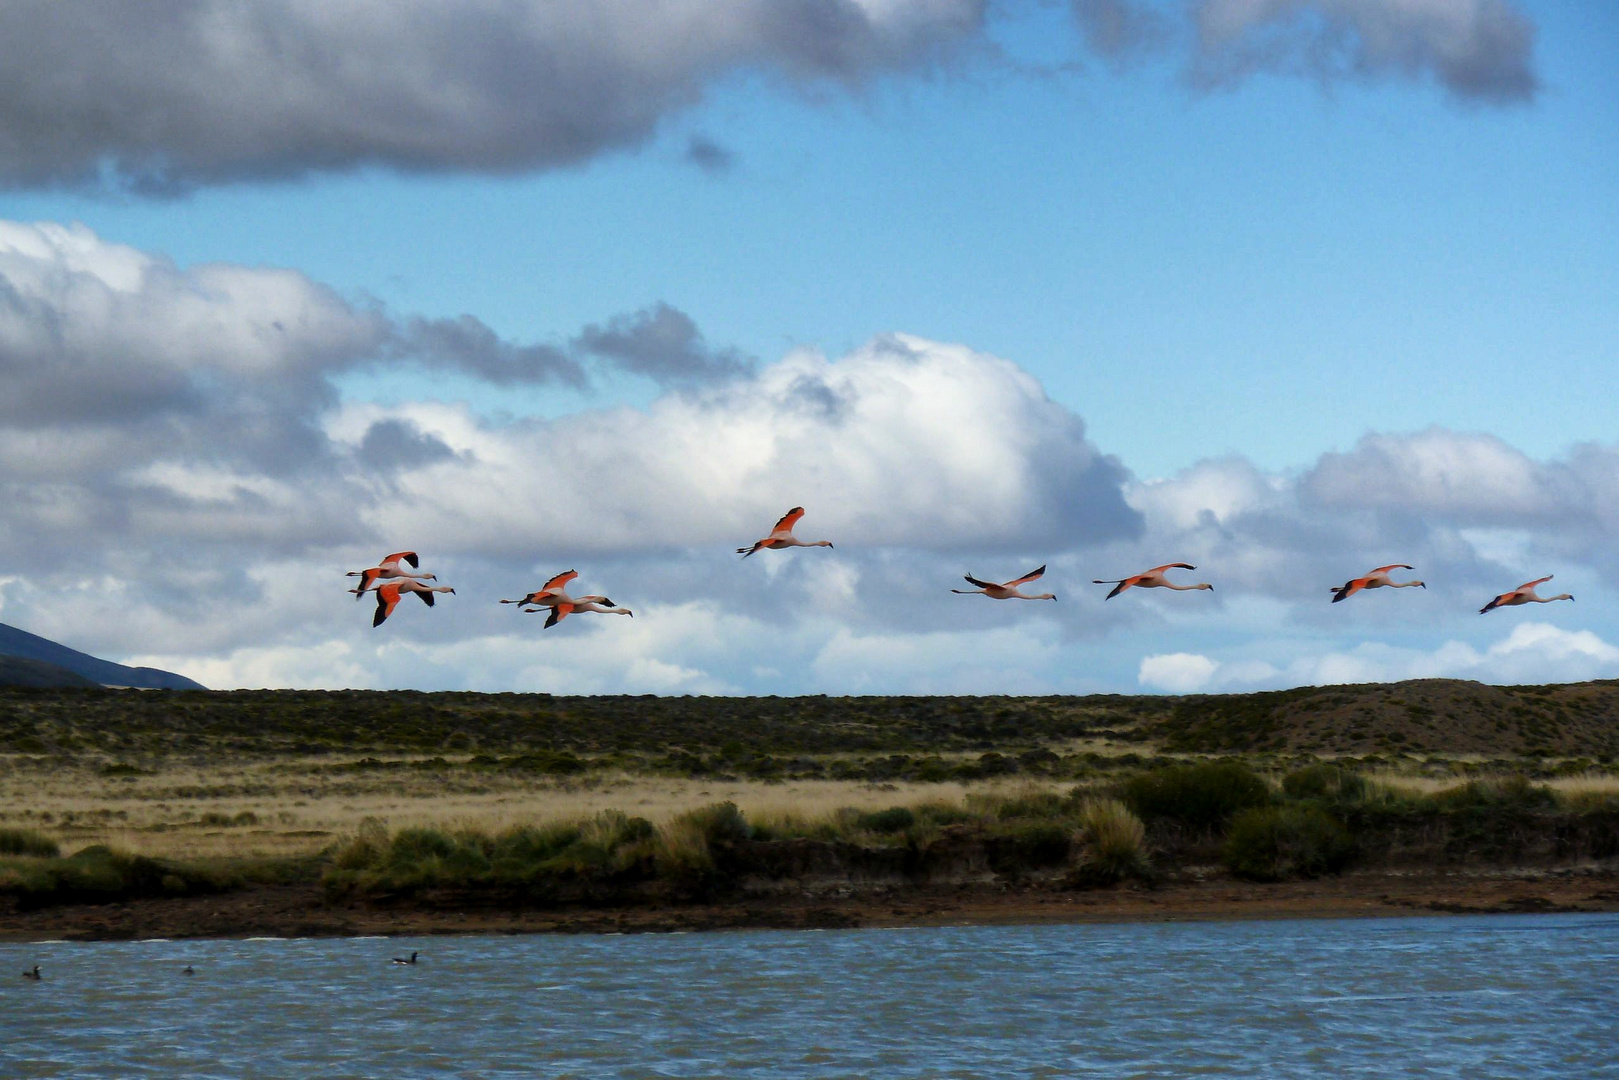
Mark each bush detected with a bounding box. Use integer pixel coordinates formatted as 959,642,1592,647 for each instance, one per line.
0,827,59,858
1119,762,1271,829
1222,806,1355,881
856,807,916,835
1075,797,1149,883
1282,764,1366,803
1432,775,1555,811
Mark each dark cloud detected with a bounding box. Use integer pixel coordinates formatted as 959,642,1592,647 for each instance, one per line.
0,0,988,193
685,135,737,174
1188,0,1538,103
0,1,1536,194
572,303,754,386
356,419,460,472
397,315,587,388
1069,0,1537,103
1069,0,1170,61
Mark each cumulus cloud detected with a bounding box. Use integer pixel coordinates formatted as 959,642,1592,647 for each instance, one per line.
1138,651,1220,692
0,0,989,192
1,219,1149,685
0,0,1536,192
1120,426,1619,617
1141,623,1619,693
353,334,1139,557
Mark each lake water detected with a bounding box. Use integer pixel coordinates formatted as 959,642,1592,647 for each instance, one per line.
5,913,1617,1078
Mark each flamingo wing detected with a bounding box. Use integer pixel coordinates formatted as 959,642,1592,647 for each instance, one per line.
963,574,997,590
1101,577,1141,600
384,551,419,569
415,589,435,607
373,584,402,627
544,603,573,629
1519,575,1553,590
354,567,381,599
540,570,579,593
1332,577,1368,604
772,507,806,534
1371,564,1414,574
1006,565,1046,588
1148,563,1196,574
1480,593,1510,615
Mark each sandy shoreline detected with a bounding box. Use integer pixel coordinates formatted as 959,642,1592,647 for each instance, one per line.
5,867,1616,942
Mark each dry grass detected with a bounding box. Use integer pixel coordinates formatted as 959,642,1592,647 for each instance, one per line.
0,753,1083,858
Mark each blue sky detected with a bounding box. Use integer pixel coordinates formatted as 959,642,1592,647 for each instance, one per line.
1,0,1616,693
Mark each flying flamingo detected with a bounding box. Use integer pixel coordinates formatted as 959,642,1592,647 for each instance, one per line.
372,578,455,627
526,592,633,628
951,565,1056,601
1093,564,1212,600
1331,564,1425,603
498,570,577,608
737,507,833,558
347,551,435,598
1479,575,1573,615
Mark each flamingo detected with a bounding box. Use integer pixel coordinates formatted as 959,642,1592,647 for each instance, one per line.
1331,564,1426,603
1479,575,1573,615
373,579,455,627
951,565,1056,601
498,570,577,608
525,592,633,628
1093,563,1212,600
737,507,833,557
347,551,435,598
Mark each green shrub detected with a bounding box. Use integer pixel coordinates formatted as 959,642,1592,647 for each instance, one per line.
1222,806,1355,881
1282,764,1366,803
681,801,751,843
1119,762,1271,829
0,827,59,858
856,807,916,834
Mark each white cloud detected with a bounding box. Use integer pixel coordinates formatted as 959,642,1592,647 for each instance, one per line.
7,220,1619,695
355,334,1139,557
1138,651,1219,693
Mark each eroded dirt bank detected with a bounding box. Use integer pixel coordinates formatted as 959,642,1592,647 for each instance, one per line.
5,867,1616,942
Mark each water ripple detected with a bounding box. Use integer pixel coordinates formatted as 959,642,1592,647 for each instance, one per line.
3,914,1616,1078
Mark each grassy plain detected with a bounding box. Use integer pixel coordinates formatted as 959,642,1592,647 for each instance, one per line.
2,682,1618,935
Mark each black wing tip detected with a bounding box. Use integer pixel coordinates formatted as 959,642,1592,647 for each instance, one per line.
403,552,419,568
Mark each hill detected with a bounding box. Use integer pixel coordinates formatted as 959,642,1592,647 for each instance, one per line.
0,678,1614,762
0,622,205,690
0,655,98,689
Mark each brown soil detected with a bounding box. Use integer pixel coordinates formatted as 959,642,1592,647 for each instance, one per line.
5,868,1616,941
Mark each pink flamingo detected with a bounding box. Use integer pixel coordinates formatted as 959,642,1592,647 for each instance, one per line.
738,507,833,558
951,565,1056,601
1331,564,1425,603
1093,563,1212,600
1479,576,1573,615
347,551,435,598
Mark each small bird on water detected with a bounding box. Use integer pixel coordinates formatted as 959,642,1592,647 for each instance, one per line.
392,951,419,965
182,965,195,976
22,965,41,981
